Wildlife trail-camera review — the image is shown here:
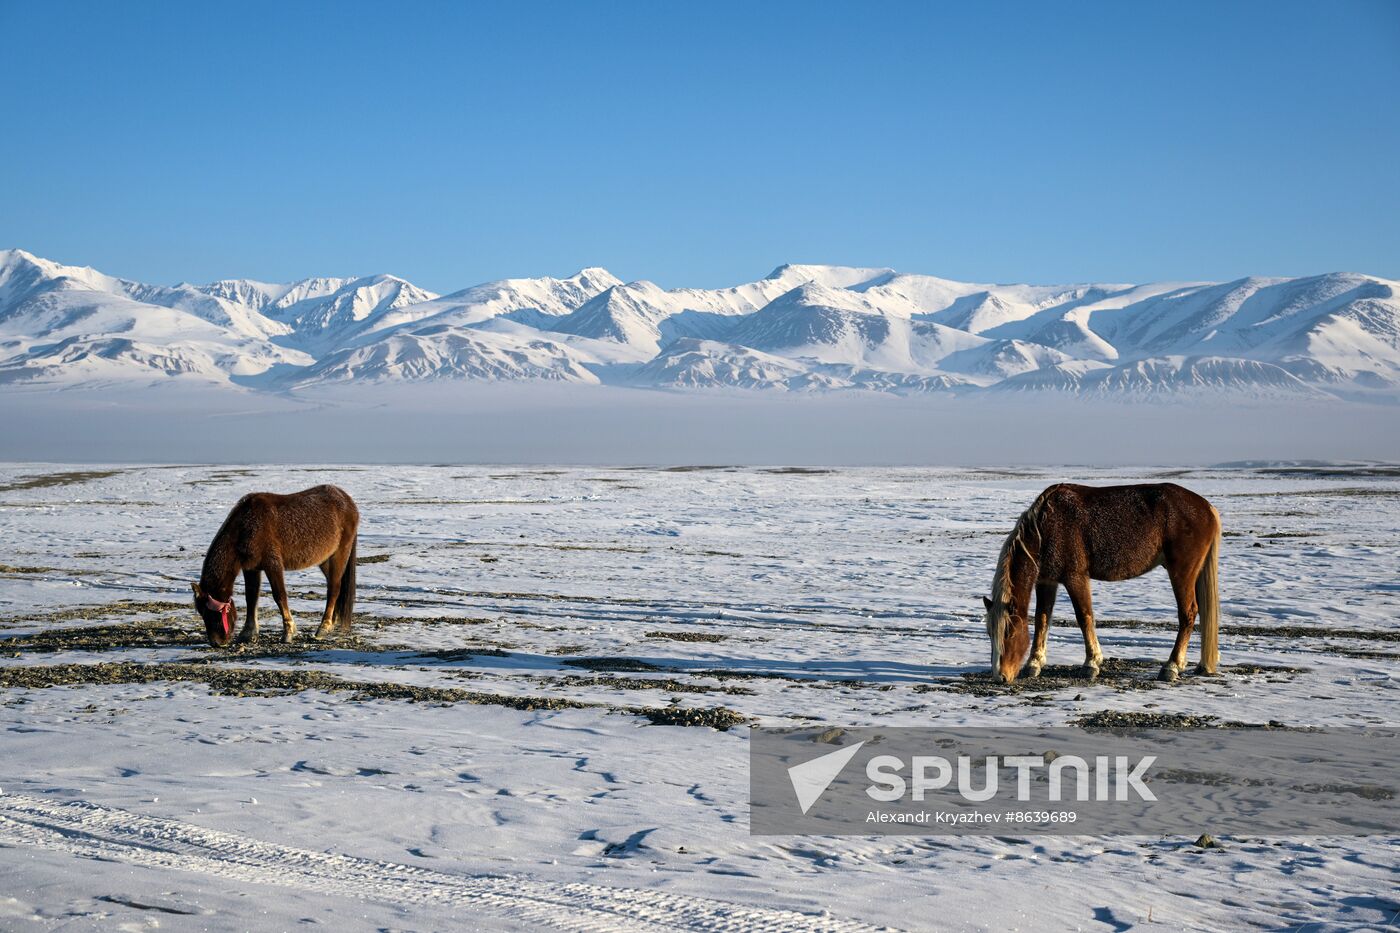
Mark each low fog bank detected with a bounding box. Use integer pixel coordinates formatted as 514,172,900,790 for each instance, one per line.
2,384,1398,466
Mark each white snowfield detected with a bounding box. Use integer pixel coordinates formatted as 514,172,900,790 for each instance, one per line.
0,793,879,933
3,248,1400,399
0,462,1396,931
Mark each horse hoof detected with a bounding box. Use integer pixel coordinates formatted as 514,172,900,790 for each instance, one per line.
1193,663,1217,676
1021,663,1042,679
1079,665,1099,681
1158,665,1179,683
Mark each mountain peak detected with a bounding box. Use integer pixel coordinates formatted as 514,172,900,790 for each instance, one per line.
570,266,619,281
764,263,898,290
0,247,38,265
767,281,884,315
0,247,101,281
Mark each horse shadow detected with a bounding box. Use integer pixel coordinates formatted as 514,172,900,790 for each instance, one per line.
276,642,962,685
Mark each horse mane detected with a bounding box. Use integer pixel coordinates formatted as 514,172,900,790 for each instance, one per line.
200,495,252,596
987,486,1057,659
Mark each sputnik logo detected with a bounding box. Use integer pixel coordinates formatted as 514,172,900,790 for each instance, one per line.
787,741,866,814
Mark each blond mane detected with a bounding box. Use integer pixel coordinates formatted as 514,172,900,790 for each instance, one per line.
986,487,1056,668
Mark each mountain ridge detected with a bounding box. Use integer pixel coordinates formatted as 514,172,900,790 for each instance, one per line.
2,248,1397,401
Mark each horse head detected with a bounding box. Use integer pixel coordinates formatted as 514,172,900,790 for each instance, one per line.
983,594,1030,684
192,582,237,647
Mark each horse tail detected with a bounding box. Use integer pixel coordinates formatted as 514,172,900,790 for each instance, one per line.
1196,508,1221,674
336,535,356,629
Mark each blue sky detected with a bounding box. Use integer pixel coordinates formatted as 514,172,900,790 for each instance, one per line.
2,0,1397,291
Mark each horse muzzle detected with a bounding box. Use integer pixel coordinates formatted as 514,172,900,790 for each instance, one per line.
203,607,235,644
205,617,233,647
994,662,1021,685
201,598,235,647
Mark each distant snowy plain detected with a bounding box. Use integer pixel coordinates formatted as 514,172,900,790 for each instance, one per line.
0,462,1396,930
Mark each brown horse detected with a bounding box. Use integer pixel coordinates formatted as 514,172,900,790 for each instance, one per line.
982,483,1220,684
192,484,359,647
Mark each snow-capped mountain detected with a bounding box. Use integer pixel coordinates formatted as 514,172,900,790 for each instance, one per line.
994,356,1328,399
207,274,440,355
724,283,984,374
2,246,1397,400
287,325,597,387
626,339,817,391
0,249,310,386
344,267,621,342
938,338,1076,382
549,281,681,352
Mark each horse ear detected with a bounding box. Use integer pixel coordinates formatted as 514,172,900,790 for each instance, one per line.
191,582,201,597
982,596,993,611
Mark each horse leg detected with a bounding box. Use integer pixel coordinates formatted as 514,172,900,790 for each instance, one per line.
314,558,344,640
1159,559,1201,683
236,568,261,644
265,561,296,643
1064,575,1103,679
1022,582,1057,678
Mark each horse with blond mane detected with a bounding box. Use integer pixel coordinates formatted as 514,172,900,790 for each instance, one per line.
982,483,1220,684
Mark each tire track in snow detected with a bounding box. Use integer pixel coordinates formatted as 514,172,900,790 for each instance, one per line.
0,792,891,933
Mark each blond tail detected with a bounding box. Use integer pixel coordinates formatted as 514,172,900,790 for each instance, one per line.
1195,513,1221,674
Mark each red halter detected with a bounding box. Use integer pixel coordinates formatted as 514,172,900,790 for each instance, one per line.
203,593,233,636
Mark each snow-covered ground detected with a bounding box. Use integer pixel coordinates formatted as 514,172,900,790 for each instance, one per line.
1,463,1396,931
